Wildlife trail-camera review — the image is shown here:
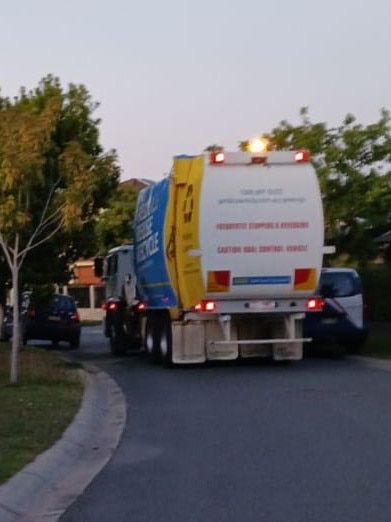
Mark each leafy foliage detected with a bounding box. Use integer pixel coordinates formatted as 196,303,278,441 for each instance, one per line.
204,144,224,152
243,108,391,267
0,75,120,382
94,185,138,253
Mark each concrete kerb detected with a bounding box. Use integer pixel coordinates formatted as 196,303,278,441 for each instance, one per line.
349,355,391,372
0,364,127,522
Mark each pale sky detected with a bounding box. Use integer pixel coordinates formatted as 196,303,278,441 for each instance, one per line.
1,0,390,181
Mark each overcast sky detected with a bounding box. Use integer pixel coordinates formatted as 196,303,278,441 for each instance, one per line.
1,0,390,180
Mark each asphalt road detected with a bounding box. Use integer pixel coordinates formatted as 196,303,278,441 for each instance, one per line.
61,327,391,522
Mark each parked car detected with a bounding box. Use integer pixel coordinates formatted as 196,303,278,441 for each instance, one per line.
303,267,368,355
0,305,13,341
22,293,81,348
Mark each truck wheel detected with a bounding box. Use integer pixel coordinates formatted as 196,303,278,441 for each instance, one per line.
145,316,161,364
109,322,126,356
158,313,173,367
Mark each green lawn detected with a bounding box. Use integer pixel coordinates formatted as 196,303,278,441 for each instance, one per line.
361,323,391,359
0,345,83,485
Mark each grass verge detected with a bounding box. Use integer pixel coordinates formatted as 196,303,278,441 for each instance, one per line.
0,344,83,485
361,323,391,359
81,320,102,327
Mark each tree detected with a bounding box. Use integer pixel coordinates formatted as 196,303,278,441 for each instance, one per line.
0,76,120,384
204,144,224,152
241,108,391,267
94,184,138,253
15,76,120,287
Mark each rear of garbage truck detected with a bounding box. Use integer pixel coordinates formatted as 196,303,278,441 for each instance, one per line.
134,149,324,365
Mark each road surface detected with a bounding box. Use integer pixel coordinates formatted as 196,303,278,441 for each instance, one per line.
61,326,391,522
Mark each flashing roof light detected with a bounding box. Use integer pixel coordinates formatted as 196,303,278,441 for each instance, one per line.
210,151,225,164
294,150,310,163
249,138,268,153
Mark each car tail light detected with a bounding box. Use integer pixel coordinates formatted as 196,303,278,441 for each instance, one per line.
194,300,216,312
101,303,107,310
71,312,80,322
137,302,146,311
107,302,118,311
306,297,324,311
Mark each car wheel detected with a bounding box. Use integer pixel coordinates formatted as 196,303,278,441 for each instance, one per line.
69,336,80,349
345,338,366,355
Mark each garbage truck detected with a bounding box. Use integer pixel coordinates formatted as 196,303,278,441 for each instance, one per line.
95,148,325,364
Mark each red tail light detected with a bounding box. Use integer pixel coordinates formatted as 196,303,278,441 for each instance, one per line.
107,302,118,311
101,303,107,310
306,297,324,311
71,312,80,322
194,300,216,312
137,302,146,311
210,151,225,164
294,150,310,163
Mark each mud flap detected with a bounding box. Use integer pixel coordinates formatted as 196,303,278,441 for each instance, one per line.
272,315,304,361
172,322,206,364
205,320,239,360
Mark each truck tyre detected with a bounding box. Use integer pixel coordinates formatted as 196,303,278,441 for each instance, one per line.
145,315,161,364
158,313,173,367
109,321,126,356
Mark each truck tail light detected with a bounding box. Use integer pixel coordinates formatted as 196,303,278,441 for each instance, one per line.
194,300,216,312
294,150,310,163
306,297,324,311
210,152,225,164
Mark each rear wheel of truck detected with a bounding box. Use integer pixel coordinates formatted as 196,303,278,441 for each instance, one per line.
109,321,126,356
158,312,173,367
145,315,161,364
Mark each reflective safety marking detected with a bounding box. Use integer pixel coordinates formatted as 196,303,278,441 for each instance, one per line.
232,276,291,285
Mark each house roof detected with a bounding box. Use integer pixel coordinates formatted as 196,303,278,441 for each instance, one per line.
120,178,154,191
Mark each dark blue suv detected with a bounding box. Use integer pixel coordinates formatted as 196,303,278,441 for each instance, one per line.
303,268,368,355
22,293,81,349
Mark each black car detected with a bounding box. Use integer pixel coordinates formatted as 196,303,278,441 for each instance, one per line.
22,293,81,348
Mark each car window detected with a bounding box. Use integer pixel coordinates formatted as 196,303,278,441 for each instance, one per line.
318,272,357,297
51,295,76,312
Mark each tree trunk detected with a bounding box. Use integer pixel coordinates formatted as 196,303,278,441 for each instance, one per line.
10,259,19,384
0,302,4,335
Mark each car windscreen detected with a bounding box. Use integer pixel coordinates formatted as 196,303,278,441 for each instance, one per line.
51,296,76,312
